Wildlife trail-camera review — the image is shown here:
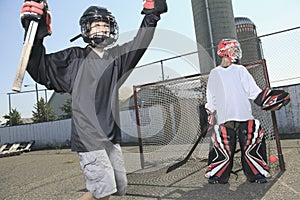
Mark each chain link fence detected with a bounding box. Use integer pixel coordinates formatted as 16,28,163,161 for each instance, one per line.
259,26,300,87
128,26,300,88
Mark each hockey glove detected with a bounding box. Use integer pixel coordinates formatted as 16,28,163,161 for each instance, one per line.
254,88,290,111
206,108,215,128
21,0,52,39
142,0,168,15
199,105,215,132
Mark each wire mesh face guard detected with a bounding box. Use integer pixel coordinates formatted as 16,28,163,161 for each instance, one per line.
80,6,119,47
217,39,242,63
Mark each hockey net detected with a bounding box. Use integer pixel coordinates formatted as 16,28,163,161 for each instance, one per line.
133,60,282,172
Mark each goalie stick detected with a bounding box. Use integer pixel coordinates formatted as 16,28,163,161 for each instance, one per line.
166,105,209,173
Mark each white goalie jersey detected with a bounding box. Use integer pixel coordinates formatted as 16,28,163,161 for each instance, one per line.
205,64,262,124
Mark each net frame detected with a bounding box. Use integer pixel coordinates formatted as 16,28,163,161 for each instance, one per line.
133,59,284,172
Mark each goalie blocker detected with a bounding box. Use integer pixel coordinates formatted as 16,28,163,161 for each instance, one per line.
254,88,290,111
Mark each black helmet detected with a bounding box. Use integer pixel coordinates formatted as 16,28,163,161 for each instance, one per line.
79,6,119,47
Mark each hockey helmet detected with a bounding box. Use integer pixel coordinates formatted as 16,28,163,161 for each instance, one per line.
80,6,119,47
217,39,242,63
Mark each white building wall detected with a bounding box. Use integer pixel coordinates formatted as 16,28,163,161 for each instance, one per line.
0,110,140,149
0,119,71,149
274,83,300,135
1,84,299,149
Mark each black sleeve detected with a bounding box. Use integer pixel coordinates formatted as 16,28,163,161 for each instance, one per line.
109,14,160,83
26,39,85,93
26,13,159,92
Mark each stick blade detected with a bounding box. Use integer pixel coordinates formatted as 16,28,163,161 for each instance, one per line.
166,159,188,173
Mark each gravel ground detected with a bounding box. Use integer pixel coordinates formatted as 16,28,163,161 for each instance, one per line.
0,139,299,200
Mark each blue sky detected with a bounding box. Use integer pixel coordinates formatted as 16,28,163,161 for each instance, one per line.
0,0,299,119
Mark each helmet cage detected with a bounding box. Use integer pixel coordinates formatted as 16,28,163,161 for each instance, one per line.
80,6,119,47
217,39,242,63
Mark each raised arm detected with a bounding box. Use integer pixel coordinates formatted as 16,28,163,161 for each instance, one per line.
112,0,168,81
20,1,82,93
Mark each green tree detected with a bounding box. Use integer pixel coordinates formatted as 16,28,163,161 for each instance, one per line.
2,108,23,126
59,98,72,119
32,97,57,122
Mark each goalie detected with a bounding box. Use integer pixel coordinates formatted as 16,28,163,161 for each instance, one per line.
204,39,290,184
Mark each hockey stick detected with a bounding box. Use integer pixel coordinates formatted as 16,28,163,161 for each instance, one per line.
12,20,39,92
12,0,48,92
166,105,209,173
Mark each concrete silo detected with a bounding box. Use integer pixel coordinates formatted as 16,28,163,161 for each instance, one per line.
191,0,237,73
235,17,263,64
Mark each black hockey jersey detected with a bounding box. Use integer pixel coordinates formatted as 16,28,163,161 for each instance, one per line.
26,14,160,152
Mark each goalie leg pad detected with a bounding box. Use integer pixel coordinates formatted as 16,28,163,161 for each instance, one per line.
205,124,236,183
238,120,270,180
254,88,290,111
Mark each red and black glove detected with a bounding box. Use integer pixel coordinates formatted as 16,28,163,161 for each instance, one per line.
21,0,52,39
206,108,215,128
142,0,168,15
254,87,290,111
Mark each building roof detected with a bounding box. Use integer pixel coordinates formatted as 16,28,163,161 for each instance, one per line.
234,17,255,26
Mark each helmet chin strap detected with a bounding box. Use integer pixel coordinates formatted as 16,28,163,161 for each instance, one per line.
90,35,108,48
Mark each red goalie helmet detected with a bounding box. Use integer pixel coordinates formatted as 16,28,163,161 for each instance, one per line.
217,39,242,63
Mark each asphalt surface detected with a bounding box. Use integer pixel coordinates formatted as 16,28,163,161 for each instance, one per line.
0,139,299,200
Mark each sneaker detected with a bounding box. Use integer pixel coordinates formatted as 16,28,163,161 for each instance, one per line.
208,176,219,184
250,174,267,184
256,174,267,183
208,176,228,184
